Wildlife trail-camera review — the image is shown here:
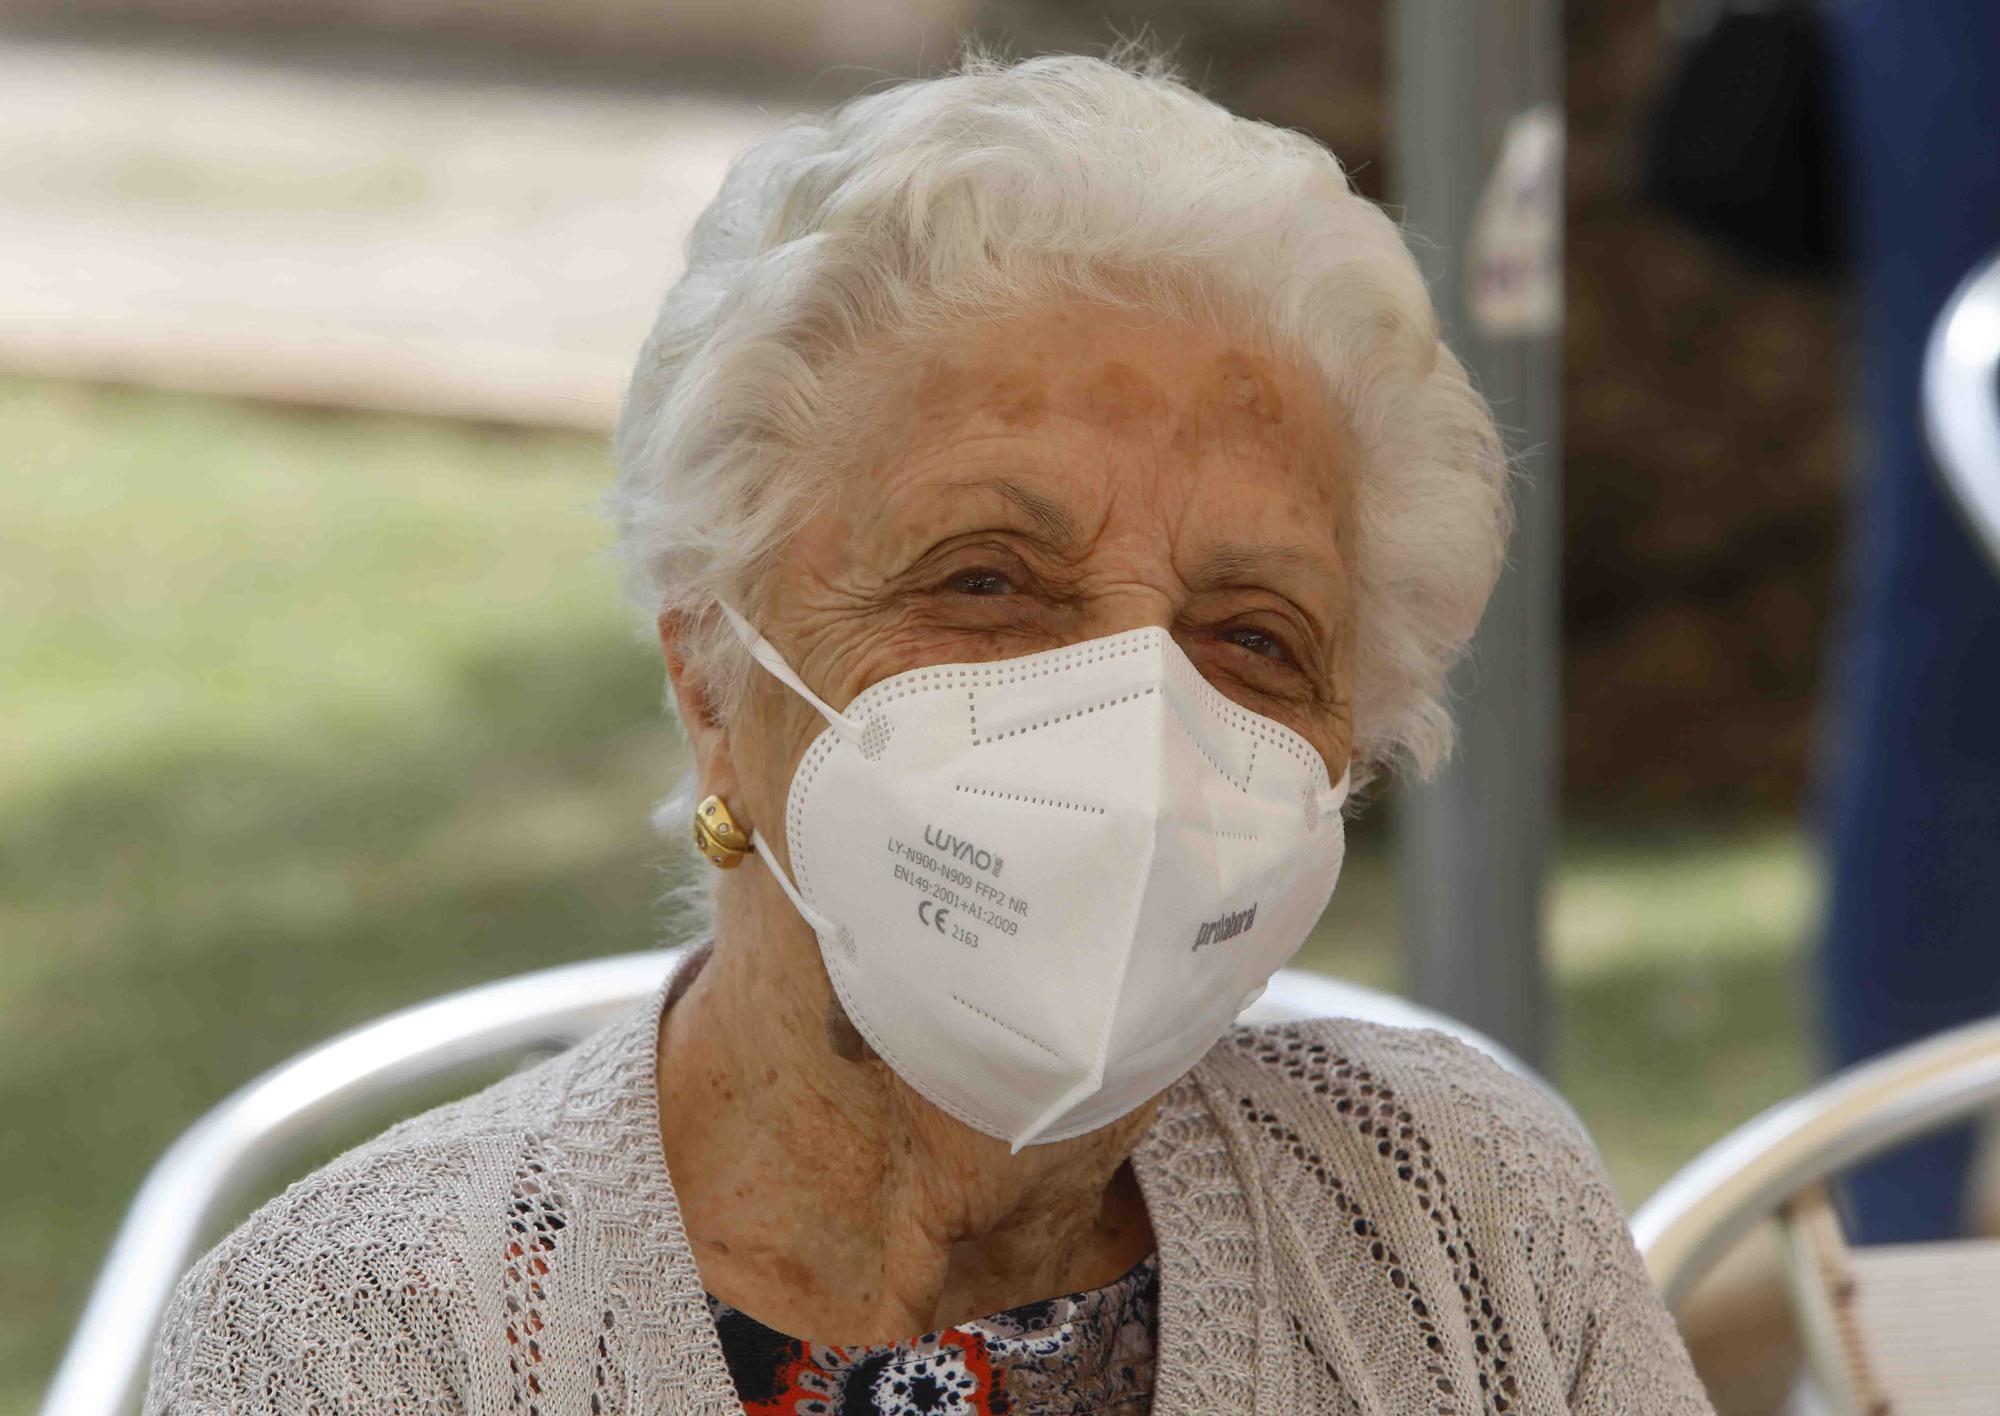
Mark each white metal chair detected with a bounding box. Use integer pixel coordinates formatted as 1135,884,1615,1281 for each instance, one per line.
40,946,1544,1416
1631,1013,2000,1415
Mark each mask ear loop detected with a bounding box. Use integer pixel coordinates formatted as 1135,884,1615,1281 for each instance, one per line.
747,826,838,936
712,599,849,939
1317,766,1354,816
715,599,866,747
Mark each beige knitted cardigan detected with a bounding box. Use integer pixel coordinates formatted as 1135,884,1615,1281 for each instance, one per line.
145,949,1713,1414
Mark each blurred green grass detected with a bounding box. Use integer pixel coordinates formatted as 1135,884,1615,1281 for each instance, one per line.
1,378,1812,1413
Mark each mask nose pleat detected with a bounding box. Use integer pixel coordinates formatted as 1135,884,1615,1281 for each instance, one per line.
965,633,1170,745
958,640,1179,1150
1103,686,1242,1066
1161,649,1262,791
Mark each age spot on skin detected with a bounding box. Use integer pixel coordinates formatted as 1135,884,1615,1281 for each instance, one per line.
985,369,1048,427
1169,348,1292,454
1213,349,1287,423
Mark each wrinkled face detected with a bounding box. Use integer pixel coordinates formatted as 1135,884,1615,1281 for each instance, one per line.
716,301,1358,851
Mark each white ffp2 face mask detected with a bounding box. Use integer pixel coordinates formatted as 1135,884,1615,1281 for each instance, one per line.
718,603,1351,1151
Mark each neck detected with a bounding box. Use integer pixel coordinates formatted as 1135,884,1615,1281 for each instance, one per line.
655,877,1158,1343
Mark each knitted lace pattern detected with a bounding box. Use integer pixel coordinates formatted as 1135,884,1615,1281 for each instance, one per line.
144,957,1712,1414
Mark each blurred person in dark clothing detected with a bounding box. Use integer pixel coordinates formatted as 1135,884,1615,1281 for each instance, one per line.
1817,0,2000,1244
1649,0,2000,1242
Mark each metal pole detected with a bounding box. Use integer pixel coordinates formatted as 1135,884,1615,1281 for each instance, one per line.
1389,0,1563,1066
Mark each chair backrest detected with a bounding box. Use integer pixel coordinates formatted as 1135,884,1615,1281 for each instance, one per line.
1922,244,2000,574
41,946,1545,1416
1630,1013,2000,1414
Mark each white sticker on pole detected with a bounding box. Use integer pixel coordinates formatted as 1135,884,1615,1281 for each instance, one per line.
1468,103,1564,340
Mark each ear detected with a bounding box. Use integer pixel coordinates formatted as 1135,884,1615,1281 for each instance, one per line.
658,610,741,806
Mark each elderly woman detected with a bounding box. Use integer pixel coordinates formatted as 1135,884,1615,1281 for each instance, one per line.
147,51,1711,1416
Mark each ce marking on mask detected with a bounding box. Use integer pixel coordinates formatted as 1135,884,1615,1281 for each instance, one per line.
886,834,1029,947
917,899,952,935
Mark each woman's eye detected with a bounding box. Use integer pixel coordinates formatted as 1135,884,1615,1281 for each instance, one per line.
946,567,1020,597
1222,625,1291,662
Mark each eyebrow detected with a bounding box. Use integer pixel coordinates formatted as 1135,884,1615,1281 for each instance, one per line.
982,478,1083,549
954,481,1334,607
1188,541,1326,589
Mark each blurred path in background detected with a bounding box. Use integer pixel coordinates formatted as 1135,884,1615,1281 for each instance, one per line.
0,36,789,427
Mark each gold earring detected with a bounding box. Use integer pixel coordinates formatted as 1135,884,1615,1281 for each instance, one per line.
692,794,751,869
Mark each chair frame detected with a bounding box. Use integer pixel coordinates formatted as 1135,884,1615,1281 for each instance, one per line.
1775,1183,1893,1415
1631,1011,2000,1312
41,947,1539,1416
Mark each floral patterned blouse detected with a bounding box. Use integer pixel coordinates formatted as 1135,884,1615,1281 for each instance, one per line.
703,1252,1159,1415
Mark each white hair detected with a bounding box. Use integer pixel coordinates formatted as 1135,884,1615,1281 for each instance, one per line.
611,45,1510,816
